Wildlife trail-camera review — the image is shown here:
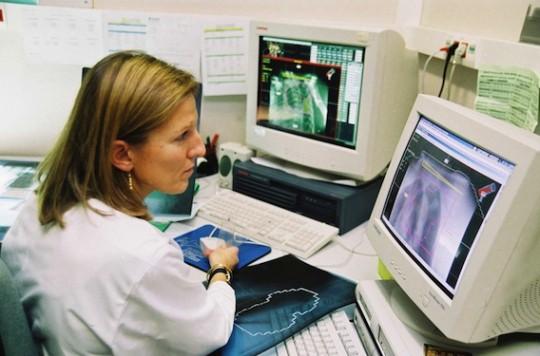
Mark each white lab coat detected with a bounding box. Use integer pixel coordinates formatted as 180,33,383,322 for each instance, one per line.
2,195,235,356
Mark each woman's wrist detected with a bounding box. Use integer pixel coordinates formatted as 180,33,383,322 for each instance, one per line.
206,263,232,285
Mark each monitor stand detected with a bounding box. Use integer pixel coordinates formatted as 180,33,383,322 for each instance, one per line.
354,280,502,356
387,282,499,349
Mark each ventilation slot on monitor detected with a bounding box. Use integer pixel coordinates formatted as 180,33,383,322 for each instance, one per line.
376,327,395,356
492,278,540,336
356,290,372,322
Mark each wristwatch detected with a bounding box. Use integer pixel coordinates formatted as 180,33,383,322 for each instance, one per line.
206,263,232,285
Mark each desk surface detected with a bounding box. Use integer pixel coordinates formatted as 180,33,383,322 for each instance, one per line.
169,174,540,355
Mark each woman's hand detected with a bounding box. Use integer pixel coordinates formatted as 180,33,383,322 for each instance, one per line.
208,245,239,271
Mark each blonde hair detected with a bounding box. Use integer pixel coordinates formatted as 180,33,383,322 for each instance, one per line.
37,51,198,227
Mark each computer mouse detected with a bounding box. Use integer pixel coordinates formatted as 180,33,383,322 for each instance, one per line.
200,237,226,255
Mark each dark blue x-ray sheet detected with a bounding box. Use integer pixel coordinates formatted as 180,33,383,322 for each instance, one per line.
214,254,356,356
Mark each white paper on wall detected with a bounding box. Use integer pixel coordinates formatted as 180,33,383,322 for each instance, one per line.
201,18,249,96
102,10,203,80
6,3,103,66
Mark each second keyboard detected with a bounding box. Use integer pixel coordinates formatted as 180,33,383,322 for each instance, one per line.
197,190,339,258
261,309,367,356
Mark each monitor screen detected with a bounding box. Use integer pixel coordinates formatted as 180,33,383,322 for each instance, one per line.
381,116,515,297
256,36,365,149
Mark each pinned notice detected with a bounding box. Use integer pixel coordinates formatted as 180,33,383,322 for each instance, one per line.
474,65,539,132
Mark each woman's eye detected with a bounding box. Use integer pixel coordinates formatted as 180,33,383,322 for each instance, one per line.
177,130,191,141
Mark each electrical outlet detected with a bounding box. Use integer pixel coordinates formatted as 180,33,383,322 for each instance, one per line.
444,39,459,49
456,41,469,58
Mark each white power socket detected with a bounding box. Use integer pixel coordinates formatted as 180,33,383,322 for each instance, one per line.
456,41,469,58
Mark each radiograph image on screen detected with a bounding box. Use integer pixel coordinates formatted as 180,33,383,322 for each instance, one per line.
268,72,329,134
389,151,476,276
382,121,505,294
258,55,340,138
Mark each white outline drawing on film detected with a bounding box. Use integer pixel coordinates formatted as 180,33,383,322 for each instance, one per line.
234,288,320,336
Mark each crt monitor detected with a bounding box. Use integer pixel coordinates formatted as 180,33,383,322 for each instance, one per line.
245,21,418,182
367,94,540,343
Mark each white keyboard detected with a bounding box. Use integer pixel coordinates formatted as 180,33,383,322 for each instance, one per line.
261,309,367,356
197,190,339,258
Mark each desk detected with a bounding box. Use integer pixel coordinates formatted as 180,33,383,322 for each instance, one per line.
165,174,379,283
167,216,379,284
168,174,540,356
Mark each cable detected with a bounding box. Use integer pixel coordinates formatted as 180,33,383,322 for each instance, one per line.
446,42,469,99
312,234,377,269
420,47,445,94
313,245,355,268
437,41,460,97
445,57,458,100
334,235,377,257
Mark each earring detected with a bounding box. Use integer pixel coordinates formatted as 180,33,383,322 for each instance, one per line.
128,172,134,191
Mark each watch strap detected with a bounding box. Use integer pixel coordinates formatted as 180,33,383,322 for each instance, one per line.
206,264,232,285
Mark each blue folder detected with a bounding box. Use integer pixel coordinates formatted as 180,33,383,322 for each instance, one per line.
215,255,357,356
173,224,272,271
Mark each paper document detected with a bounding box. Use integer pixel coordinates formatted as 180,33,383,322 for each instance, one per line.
201,19,249,96
5,4,244,93
474,65,539,132
103,11,147,53
102,10,203,79
6,3,103,66
145,14,203,79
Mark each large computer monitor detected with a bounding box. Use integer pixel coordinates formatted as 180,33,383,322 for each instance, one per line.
367,94,540,343
245,21,418,182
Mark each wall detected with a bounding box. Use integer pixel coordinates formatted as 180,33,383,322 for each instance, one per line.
93,0,398,26
422,0,532,41
419,0,534,108
0,0,534,156
0,31,81,156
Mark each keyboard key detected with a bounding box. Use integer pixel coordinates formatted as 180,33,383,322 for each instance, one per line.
331,311,367,356
275,342,289,356
317,317,348,355
285,338,299,356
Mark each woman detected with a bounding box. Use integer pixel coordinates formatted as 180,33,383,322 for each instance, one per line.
2,51,239,355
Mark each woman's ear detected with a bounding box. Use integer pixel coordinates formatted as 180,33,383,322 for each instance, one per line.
111,140,134,172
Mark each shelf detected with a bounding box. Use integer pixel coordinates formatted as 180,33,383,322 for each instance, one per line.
402,26,540,76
